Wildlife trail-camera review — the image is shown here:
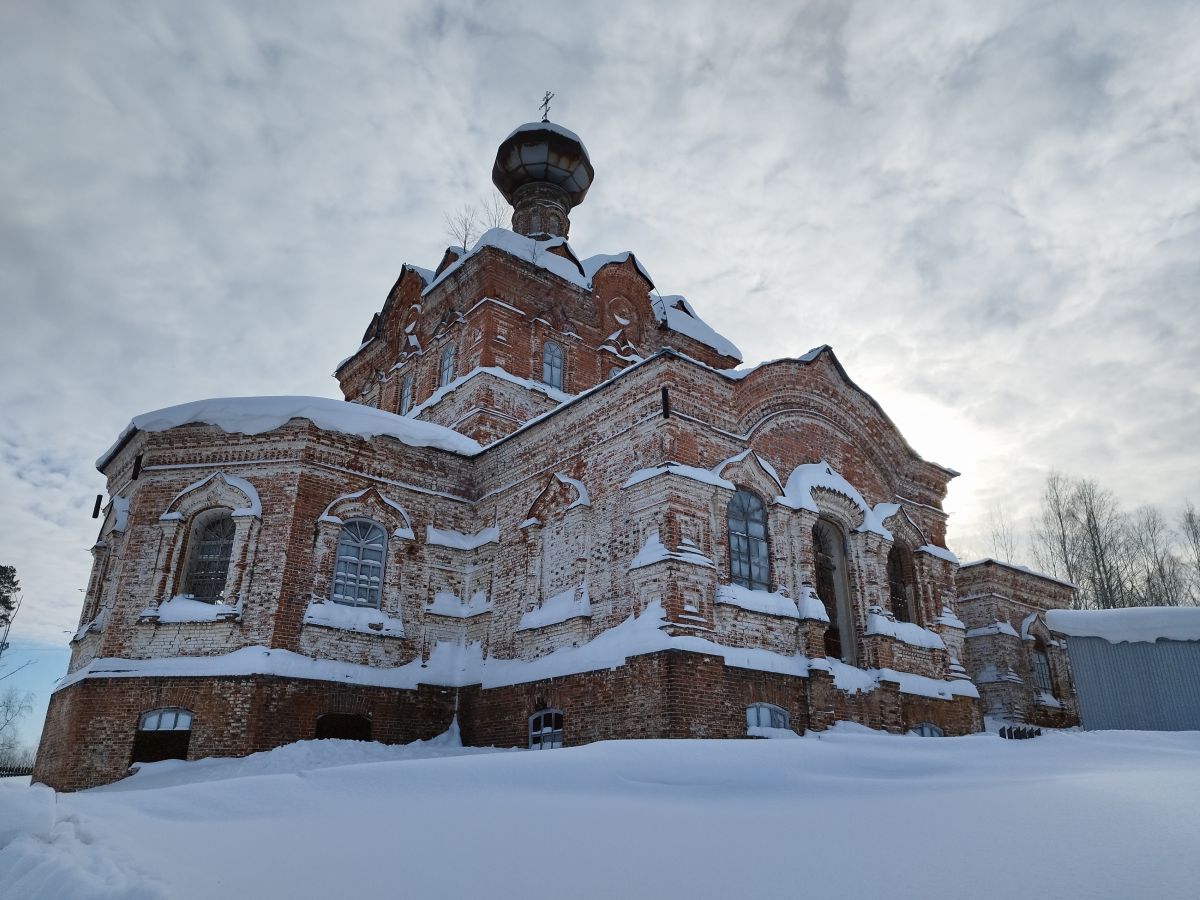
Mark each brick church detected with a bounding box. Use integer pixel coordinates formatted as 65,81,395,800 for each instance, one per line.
34,119,1078,791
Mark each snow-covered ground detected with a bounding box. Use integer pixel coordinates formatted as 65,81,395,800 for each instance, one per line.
2,725,1198,899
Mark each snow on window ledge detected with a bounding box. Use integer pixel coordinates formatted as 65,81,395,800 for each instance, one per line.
866,612,946,650
303,598,405,637
140,595,242,624
518,583,591,631
425,590,493,619
747,725,800,739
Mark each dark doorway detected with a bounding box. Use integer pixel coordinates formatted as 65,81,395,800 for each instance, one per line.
315,713,372,741
131,708,193,764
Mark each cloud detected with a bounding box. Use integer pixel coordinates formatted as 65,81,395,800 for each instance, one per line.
1,0,1198,644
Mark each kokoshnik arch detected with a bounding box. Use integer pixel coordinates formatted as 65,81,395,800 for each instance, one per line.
34,119,1079,791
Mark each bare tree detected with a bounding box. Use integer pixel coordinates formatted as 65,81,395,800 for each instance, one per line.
1128,506,1188,607
987,502,1019,562
1072,479,1132,609
1032,471,1083,588
444,203,480,252
480,190,510,231
0,686,33,756
1179,501,1200,604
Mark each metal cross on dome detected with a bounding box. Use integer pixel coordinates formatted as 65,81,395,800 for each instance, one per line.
540,91,554,122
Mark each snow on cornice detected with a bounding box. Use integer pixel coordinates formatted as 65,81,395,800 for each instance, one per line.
319,489,414,540
97,396,482,469
160,472,262,520
425,524,500,551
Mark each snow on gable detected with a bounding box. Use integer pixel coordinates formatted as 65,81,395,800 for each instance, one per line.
303,599,405,637
713,449,783,492
553,473,591,509
866,613,946,650
651,294,742,361
580,251,654,286
160,472,261,520
518,583,591,631
934,607,966,630
1046,607,1200,644
406,365,573,419
319,489,414,540
623,462,734,491
426,590,492,619
917,543,961,565
424,228,589,295
777,461,898,539
722,346,828,379
99,396,481,468
426,524,500,551
966,621,1021,639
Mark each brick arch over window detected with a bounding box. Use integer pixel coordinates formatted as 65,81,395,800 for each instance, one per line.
154,472,262,605
310,487,414,611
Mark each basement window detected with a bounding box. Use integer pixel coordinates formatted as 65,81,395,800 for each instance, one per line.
528,709,564,750
746,703,789,731
132,708,193,764
908,723,944,737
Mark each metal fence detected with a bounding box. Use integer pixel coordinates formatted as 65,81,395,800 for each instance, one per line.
1065,636,1200,731
0,765,35,778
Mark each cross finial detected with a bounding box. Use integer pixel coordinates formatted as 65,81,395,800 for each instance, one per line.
540,91,554,122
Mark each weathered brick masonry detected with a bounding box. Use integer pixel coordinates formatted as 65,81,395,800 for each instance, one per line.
36,119,1059,791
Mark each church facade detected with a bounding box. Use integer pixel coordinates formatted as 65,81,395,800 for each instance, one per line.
35,121,1075,791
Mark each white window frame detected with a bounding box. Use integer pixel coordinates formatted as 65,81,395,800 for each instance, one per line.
746,703,789,730
541,341,564,389
438,344,456,387
139,708,193,732
528,709,564,749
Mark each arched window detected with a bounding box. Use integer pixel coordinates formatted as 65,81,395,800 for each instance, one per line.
398,373,413,415
438,343,456,387
542,341,564,389
728,490,769,591
132,708,193,763
528,709,564,749
814,519,856,665
184,513,235,602
1031,639,1054,694
332,521,386,607
608,366,621,379
887,544,914,623
908,722,944,737
746,703,789,731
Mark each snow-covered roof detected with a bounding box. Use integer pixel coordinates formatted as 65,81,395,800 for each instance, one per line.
650,294,742,361
580,251,654,285
505,121,590,156
97,396,482,469
1046,607,1200,644
405,366,571,419
959,558,1075,589
777,460,899,539
424,229,589,294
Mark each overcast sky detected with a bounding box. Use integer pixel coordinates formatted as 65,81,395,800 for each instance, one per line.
3,0,1199,716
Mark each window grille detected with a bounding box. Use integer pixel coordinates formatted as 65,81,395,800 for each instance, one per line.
542,341,564,389
528,709,564,749
399,373,413,415
746,703,789,730
728,490,769,591
1031,648,1054,694
332,520,386,607
184,514,235,602
887,545,913,623
439,344,456,387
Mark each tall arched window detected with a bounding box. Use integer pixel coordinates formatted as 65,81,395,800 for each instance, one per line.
728,490,769,591
541,341,564,389
1031,639,1054,694
814,519,856,665
332,520,386,607
184,513,235,602
398,373,413,415
887,544,914,623
438,343,456,387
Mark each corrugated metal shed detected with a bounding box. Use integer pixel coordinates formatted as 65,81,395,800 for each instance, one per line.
1064,636,1200,731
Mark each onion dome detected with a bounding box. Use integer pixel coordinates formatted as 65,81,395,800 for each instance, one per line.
492,122,594,240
